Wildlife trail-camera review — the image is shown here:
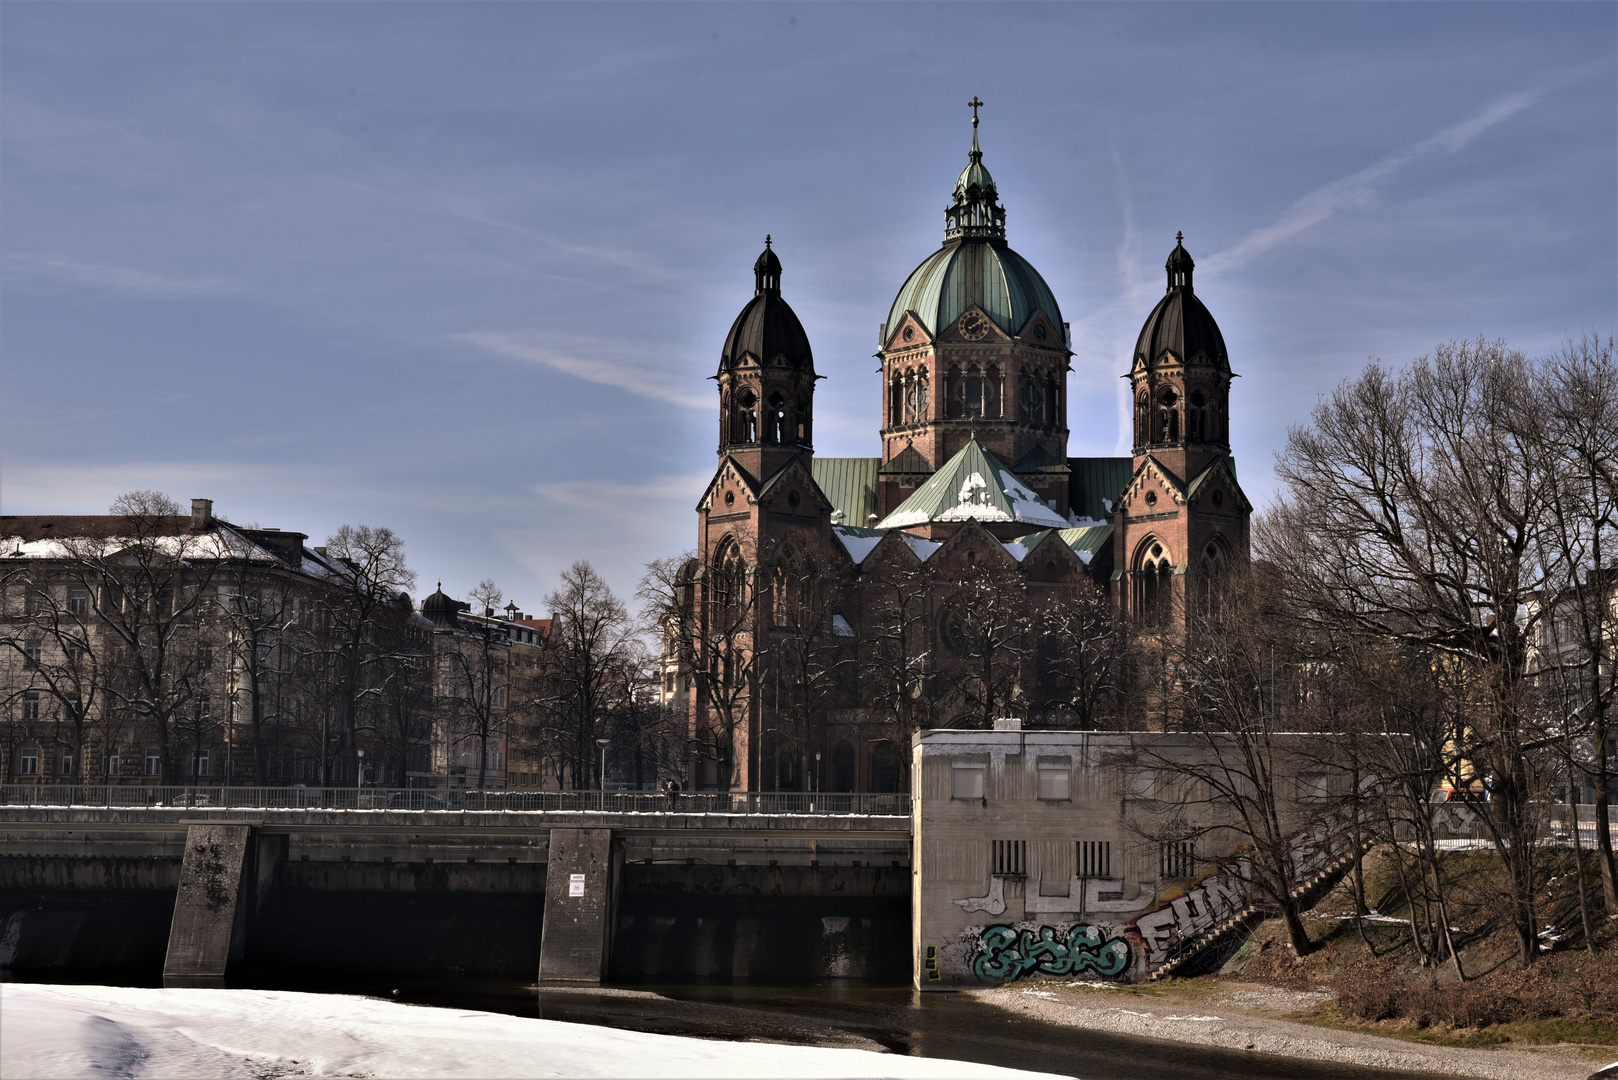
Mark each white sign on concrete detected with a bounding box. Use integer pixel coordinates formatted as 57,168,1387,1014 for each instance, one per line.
568,873,586,897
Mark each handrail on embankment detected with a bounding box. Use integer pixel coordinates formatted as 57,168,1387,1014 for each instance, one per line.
0,784,911,817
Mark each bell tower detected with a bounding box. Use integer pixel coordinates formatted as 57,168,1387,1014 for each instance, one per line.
1114,233,1250,624
716,237,817,483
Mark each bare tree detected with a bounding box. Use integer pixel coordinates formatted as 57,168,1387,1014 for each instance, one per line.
534,562,638,790
1124,564,1324,957
857,559,939,752
639,550,759,789
1264,340,1560,962
1521,333,1618,916
937,560,1032,728
440,578,509,791
55,492,222,784
1035,576,1127,728
313,525,415,784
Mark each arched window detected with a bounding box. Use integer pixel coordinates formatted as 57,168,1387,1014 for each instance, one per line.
870,741,902,793
832,742,856,792
987,364,1002,417
766,392,787,444
711,541,746,616
905,371,929,422
960,366,985,416
1019,373,1043,422
1136,391,1150,444
1158,388,1180,442
889,373,903,426
1197,536,1228,614
946,366,963,418
796,394,811,442
1189,389,1208,442
733,389,758,444
1044,374,1058,426
1134,539,1174,623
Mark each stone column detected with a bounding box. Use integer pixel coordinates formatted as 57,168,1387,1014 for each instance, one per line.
162,824,252,988
538,828,616,984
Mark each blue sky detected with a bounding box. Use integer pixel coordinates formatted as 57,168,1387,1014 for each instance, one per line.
3,2,1614,614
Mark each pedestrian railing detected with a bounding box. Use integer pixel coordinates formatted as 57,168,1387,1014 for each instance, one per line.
0,784,911,817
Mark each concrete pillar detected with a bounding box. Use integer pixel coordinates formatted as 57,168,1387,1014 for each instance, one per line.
162,824,252,988
538,828,617,984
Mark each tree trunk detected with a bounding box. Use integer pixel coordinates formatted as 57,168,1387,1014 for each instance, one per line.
1567,794,1597,952
1279,898,1315,957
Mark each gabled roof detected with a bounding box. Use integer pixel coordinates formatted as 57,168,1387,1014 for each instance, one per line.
1011,445,1066,474
876,436,1069,530
878,444,934,475
1013,524,1113,566
811,457,879,526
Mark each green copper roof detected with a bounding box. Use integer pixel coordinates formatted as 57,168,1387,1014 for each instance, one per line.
1066,457,1133,523
887,239,1063,342
876,436,1069,530
812,457,880,526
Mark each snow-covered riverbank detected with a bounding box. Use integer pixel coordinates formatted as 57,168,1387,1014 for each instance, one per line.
0,983,1071,1079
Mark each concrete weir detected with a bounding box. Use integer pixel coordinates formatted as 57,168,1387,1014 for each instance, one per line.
0,806,911,985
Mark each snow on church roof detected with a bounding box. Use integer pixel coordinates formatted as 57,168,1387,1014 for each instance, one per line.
875,436,1068,531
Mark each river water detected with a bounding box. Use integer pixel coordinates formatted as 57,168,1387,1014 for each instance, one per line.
209,975,1458,1080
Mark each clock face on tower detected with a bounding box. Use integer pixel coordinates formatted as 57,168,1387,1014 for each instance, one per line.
958,311,989,341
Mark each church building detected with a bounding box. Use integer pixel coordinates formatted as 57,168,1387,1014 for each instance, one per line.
670,107,1251,793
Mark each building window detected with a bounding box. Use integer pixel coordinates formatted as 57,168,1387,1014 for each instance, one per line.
951,763,985,800
104,751,119,777
1037,766,1071,801
67,587,88,616
18,748,39,775
1160,840,1196,880
144,749,162,777
1297,773,1332,802
1077,840,1112,879
991,839,1026,877
23,641,41,668
193,750,209,778
60,750,74,777
21,691,40,721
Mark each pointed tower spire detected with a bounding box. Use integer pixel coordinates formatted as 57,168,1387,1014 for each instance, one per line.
945,98,1005,240
753,234,782,295
1165,231,1194,292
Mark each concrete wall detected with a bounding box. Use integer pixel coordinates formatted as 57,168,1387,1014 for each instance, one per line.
0,806,913,986
913,729,1257,988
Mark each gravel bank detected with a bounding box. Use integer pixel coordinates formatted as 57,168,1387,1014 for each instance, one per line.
966,982,1608,1080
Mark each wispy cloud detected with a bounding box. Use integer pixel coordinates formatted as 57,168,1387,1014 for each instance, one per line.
456,330,709,409
3,255,243,300
1203,82,1558,276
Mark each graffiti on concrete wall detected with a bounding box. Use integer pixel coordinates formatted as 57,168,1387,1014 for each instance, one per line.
1129,870,1245,967
971,923,1132,984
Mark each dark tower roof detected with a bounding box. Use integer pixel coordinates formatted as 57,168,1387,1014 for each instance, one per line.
421,583,462,629
1133,233,1228,371
719,236,814,375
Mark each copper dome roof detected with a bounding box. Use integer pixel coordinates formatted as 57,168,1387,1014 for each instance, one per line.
719,237,813,375
1133,234,1228,371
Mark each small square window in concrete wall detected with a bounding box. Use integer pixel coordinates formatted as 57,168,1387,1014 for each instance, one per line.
1037,768,1070,801
952,764,985,800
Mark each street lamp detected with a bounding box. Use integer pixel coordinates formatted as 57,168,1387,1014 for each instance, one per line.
356,748,365,804
814,751,822,794
596,737,610,795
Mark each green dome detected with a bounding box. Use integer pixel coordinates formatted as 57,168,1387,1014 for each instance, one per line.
886,122,1064,342
887,239,1064,341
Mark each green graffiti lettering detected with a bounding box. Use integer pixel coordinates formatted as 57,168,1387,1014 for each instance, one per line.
971,923,1131,984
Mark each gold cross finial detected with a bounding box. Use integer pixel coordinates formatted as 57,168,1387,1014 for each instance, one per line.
968,96,984,127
